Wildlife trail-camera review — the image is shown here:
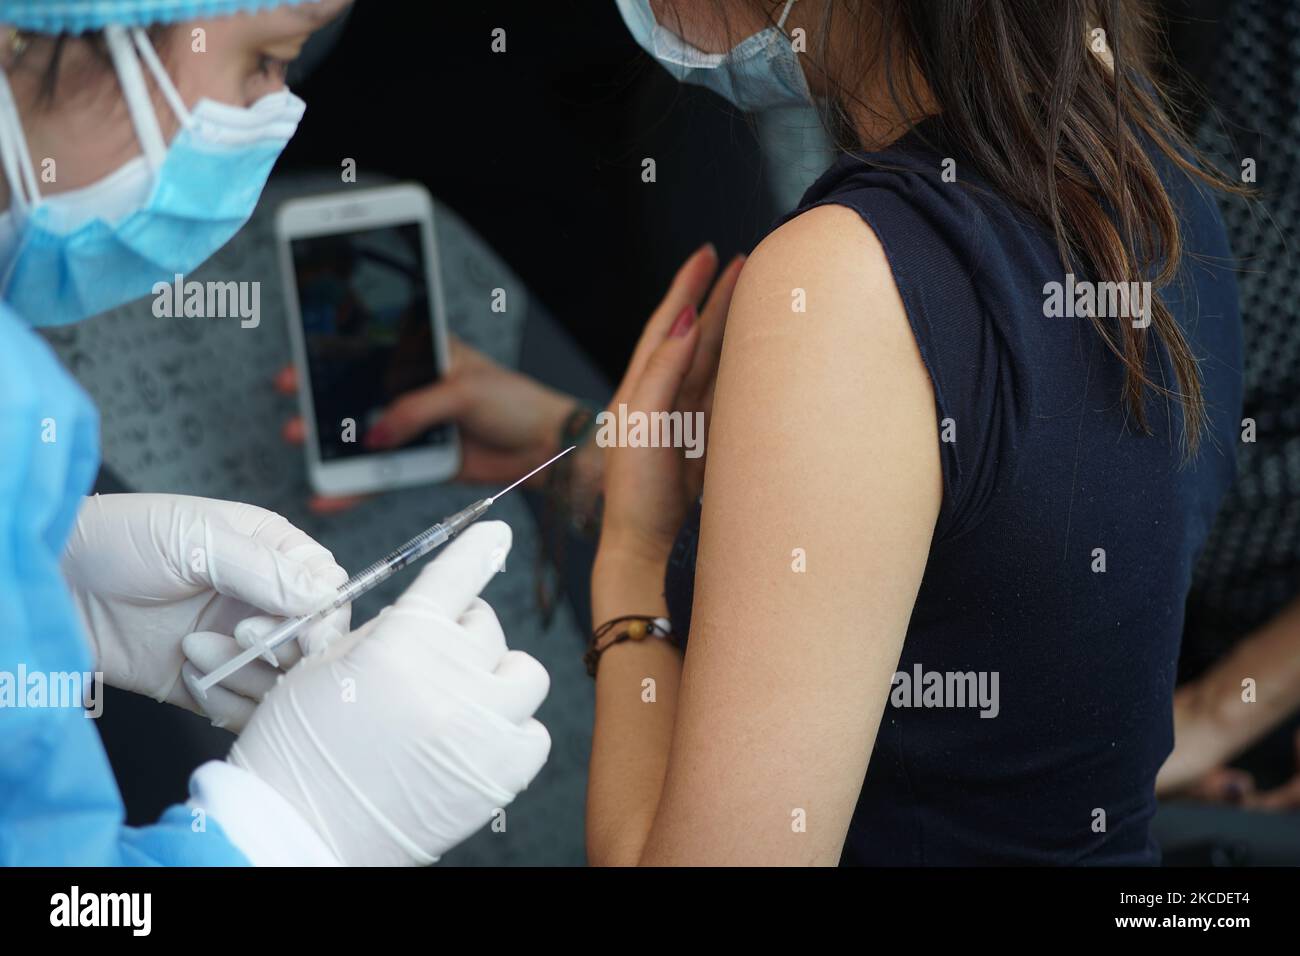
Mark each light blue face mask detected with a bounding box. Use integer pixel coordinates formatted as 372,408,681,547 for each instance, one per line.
615,0,810,112
0,24,304,326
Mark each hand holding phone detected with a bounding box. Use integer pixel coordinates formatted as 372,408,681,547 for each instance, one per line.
276,184,460,496
276,337,582,514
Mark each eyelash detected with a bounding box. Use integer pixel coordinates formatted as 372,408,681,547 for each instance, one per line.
256,54,295,80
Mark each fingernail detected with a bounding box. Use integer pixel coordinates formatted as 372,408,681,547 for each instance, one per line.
364,423,393,449
699,241,717,258
670,304,697,338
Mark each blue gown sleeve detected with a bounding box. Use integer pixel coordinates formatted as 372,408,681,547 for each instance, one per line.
0,306,249,866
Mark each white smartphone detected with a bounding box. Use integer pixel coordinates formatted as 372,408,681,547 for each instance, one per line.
276,184,460,496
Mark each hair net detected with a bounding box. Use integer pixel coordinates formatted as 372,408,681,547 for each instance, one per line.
0,0,319,33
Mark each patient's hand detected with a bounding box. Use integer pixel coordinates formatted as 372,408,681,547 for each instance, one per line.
1159,596,1300,805
1179,731,1300,811
278,336,579,513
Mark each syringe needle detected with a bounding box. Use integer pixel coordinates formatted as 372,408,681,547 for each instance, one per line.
487,445,576,503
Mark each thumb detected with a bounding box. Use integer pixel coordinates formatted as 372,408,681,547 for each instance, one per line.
367,380,470,449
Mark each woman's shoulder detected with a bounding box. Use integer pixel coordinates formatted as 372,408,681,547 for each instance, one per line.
753,140,1040,542
735,202,921,372
787,134,1050,303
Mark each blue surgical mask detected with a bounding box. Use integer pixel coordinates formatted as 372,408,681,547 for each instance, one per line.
0,25,304,326
615,0,810,112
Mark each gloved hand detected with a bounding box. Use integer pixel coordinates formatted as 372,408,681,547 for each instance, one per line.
63,493,350,730
227,521,551,866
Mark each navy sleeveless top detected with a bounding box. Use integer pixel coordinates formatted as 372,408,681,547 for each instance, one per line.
664,121,1243,865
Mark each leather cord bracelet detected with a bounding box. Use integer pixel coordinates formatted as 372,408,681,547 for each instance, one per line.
584,615,677,677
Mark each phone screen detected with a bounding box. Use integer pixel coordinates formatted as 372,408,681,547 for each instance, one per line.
290,222,451,461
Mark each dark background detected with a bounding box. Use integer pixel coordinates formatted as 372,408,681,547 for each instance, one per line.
278,0,1229,383
279,0,778,381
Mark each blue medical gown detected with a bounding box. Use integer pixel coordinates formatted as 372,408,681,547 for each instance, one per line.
0,303,248,865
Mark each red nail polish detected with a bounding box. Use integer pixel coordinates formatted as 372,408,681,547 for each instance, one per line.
364,424,393,449
670,304,696,338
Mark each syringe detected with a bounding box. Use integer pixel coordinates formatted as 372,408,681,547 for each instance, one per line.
188,445,575,698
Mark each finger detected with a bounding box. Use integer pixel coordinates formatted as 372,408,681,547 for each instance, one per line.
397,600,498,673
444,336,498,379
492,716,552,795
232,603,350,664
682,254,744,408
319,610,385,664
1187,767,1255,804
274,364,298,394
630,310,702,416
217,504,345,587
446,334,479,367
1242,775,1300,811
457,596,509,663
367,382,470,449
183,631,282,701
308,494,368,515
249,512,348,616
485,649,551,724
624,243,716,385
619,243,719,402
282,416,305,445
394,520,512,627
234,614,299,668
300,605,352,658
276,536,347,590
200,519,335,617
180,661,257,731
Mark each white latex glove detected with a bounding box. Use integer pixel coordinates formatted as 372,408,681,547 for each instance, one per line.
63,493,350,730
226,521,551,866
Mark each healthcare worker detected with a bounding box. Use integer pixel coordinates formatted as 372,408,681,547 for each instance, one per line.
0,0,550,866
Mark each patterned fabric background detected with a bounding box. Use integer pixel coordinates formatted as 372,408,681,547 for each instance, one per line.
1185,0,1300,674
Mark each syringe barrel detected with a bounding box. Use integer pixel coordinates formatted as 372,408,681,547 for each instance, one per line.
256,611,315,656
210,499,493,676
443,498,493,535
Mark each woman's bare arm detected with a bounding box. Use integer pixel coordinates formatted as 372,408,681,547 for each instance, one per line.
586,205,942,865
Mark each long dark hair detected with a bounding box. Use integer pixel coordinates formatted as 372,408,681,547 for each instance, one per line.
705,0,1241,454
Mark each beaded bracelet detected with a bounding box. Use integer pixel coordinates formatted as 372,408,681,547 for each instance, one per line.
584,615,677,677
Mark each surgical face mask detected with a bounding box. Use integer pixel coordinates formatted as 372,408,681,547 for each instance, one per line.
0,25,304,326
615,0,811,112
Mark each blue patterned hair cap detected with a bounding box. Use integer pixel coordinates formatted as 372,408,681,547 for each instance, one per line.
0,0,319,34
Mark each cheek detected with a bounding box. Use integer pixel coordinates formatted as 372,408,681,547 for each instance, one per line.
244,71,289,103
166,46,259,112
